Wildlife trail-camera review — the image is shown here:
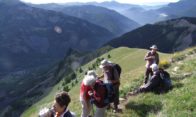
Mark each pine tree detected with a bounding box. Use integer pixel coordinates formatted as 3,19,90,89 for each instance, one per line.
79,68,83,73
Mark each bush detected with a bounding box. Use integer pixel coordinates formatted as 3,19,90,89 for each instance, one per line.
107,54,111,58
71,82,74,87
63,86,69,92
79,68,83,73
172,53,186,62
159,60,171,69
62,82,66,86
70,72,76,80
75,79,78,84
64,76,71,84
88,67,92,70
96,58,101,63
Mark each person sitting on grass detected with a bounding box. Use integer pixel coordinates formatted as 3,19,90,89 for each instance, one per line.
128,64,162,96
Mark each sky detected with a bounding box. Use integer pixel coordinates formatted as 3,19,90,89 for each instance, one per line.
20,0,180,5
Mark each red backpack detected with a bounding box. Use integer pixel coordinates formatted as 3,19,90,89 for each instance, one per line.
91,80,115,108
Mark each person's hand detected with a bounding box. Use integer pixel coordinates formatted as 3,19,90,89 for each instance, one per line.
98,75,104,79
140,84,146,88
88,91,93,96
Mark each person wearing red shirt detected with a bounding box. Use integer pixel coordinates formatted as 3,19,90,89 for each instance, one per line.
80,70,97,117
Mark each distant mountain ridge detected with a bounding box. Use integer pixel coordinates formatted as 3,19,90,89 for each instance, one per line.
119,0,196,25
106,17,196,53
121,7,166,25
56,5,140,36
0,1,114,72
159,0,196,17
30,4,140,36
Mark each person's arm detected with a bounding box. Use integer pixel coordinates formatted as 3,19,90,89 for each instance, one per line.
144,52,153,61
98,74,104,79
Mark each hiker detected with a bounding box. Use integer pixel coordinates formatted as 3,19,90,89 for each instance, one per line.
52,91,75,117
128,64,172,96
85,73,108,117
99,59,120,113
80,70,97,117
144,45,159,84
139,64,162,92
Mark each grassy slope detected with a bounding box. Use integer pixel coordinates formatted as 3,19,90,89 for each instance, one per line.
22,46,183,117
122,47,196,117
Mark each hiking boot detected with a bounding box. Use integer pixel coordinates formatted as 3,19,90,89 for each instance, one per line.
113,109,117,113
106,104,111,110
127,91,138,96
113,108,122,113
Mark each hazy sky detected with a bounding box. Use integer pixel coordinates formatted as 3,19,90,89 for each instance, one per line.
20,0,180,5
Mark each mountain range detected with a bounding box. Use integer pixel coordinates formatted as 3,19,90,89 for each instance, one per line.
119,0,196,25
0,0,114,73
30,4,140,36
1,0,196,116
106,17,196,53
159,0,196,17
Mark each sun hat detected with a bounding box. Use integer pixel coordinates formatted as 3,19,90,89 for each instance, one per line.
99,59,112,68
150,45,158,50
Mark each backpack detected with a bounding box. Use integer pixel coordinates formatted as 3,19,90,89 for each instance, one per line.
113,64,122,76
159,69,172,91
103,83,115,104
90,80,115,107
110,64,122,81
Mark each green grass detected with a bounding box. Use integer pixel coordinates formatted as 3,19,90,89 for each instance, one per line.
122,47,196,117
23,47,196,117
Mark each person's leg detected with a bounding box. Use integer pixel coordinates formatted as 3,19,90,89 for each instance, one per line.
113,85,119,112
144,68,151,84
94,107,106,117
86,101,92,116
140,76,160,92
149,68,153,78
81,100,90,117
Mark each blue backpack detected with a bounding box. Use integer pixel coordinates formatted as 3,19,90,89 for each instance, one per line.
103,83,115,104
159,69,172,90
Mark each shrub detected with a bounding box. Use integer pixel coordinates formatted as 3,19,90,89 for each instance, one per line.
172,53,186,62
63,86,69,92
79,68,83,73
75,79,78,84
159,60,171,69
62,82,66,86
71,82,74,87
107,54,111,58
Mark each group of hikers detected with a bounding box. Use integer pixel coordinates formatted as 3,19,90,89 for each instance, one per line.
39,45,172,117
